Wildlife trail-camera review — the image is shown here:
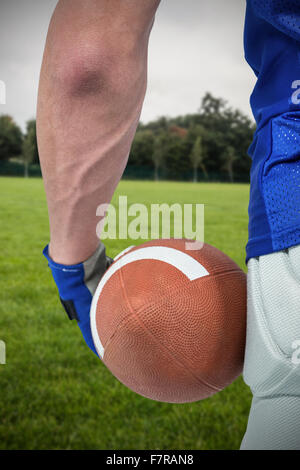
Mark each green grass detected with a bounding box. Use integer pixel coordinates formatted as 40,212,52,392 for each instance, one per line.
0,177,251,450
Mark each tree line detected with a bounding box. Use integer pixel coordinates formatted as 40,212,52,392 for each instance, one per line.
0,93,255,182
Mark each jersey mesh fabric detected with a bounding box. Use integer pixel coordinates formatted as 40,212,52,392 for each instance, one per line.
245,0,300,261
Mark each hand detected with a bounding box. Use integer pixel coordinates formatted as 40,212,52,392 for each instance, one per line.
43,243,113,356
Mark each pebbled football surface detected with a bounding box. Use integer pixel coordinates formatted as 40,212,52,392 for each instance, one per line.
92,239,246,403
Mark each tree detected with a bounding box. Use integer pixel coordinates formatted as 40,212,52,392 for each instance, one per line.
187,125,208,182
22,120,38,177
129,129,154,167
152,132,167,181
164,127,190,180
199,92,227,116
0,115,23,161
25,120,39,164
190,136,205,182
221,145,237,183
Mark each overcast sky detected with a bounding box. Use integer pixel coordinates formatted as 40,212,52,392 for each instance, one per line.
0,0,256,131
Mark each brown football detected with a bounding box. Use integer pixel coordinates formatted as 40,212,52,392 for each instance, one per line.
91,239,246,403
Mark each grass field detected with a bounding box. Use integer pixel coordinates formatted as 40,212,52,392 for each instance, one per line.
0,177,251,450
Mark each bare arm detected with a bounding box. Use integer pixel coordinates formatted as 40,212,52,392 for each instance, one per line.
37,0,160,264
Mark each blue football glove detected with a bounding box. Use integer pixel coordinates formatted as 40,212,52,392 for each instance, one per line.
43,243,113,356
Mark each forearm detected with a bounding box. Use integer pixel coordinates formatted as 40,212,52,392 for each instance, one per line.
37,0,160,264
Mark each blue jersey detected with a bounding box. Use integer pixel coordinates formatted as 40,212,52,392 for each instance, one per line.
245,0,300,261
